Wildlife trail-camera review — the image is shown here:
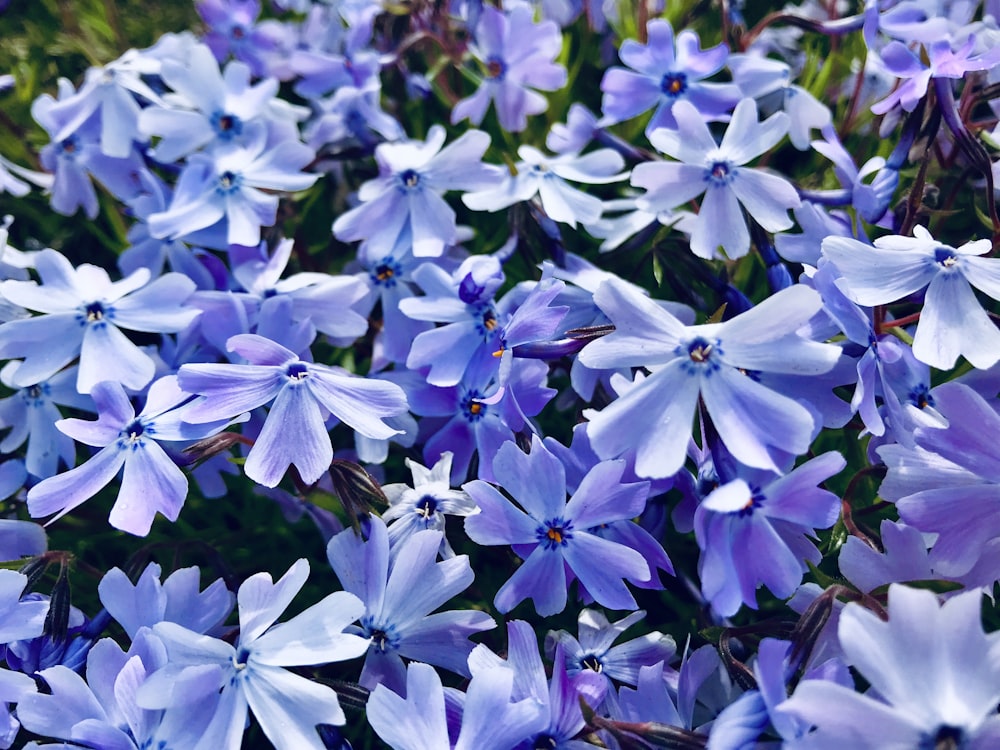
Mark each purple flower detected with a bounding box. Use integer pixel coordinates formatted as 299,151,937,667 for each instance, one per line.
138,43,286,163
693,451,845,617
367,660,546,750
464,434,650,616
546,609,675,699
138,559,370,750
822,226,1000,370
600,19,740,136
178,333,408,487
0,363,93,479
98,562,234,639
872,35,1000,115
26,377,233,536
0,248,199,393
463,145,628,227
579,279,840,478
326,516,495,694
148,123,317,247
333,125,502,257
452,5,567,132
632,98,800,259
197,0,287,78
382,452,477,559
18,629,221,750
781,584,1000,749
877,382,1000,578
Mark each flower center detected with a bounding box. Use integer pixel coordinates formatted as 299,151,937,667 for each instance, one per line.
706,160,734,185
660,71,687,97
415,496,438,519
461,390,488,422
217,170,242,193
934,247,958,267
286,362,310,381
211,112,243,140
399,169,420,189
580,654,603,673
688,338,713,363
362,619,399,653
485,57,506,80
909,384,935,410
371,257,402,288
232,647,250,671
925,725,966,750
738,488,765,518
536,518,574,550
533,736,558,749
85,301,106,322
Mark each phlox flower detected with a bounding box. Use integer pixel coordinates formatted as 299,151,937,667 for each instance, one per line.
876,382,1000,578
26,377,235,536
781,585,1000,749
138,43,288,163
405,357,556,484
326,517,495,694
693,451,845,617
382,452,477,559
333,125,502,257
452,4,567,132
18,628,221,750
464,434,651,616
463,145,628,227
872,34,1000,115
148,123,317,247
98,562,234,639
822,226,1000,370
0,363,92,480
467,620,606,750
197,0,288,78
0,249,199,393
367,661,546,750
32,79,149,218
579,279,840,478
600,19,740,136
137,559,370,750
177,333,408,487
632,98,800,259
546,608,676,707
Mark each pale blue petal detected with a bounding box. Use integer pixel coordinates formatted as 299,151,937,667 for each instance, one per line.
326,519,389,616
27,445,125,523
564,532,646,609
238,559,310,646
490,435,566,521
79,322,156,393
463,480,539,545
252,591,368,667
110,439,188,536
494,545,567,616
305,368,406,440
701,366,816,471
244,664,346,749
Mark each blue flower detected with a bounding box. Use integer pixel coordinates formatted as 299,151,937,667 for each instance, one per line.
326,516,495,694
138,559,370,750
600,19,740,136
0,249,200,394
781,585,1000,749
178,333,408,487
693,451,845,617
27,377,234,536
464,434,650,615
822,226,1000,370
452,5,567,132
579,279,841,478
632,98,800,259
367,661,546,750
333,125,503,257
